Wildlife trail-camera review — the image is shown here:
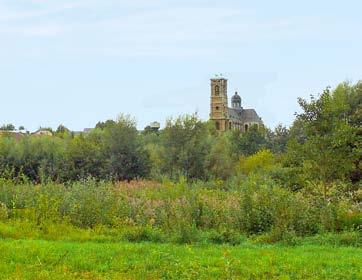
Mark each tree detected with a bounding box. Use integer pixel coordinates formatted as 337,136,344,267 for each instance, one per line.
56,124,70,134
161,114,211,179
206,131,236,179
285,82,361,195
266,124,289,154
0,136,67,182
102,115,150,181
231,125,267,156
238,149,276,175
0,124,15,131
66,130,106,180
95,120,116,130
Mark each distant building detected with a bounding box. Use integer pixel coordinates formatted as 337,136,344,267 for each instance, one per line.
210,77,263,132
149,122,160,130
144,121,161,132
32,129,53,136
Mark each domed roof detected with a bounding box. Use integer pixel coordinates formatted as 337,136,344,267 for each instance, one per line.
232,92,241,102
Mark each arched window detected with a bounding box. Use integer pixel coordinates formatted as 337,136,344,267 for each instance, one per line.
215,121,220,130
229,122,232,129
215,85,220,95
244,124,249,132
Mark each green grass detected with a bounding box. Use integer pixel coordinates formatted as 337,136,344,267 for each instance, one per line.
1,220,361,247
0,221,360,279
0,238,361,280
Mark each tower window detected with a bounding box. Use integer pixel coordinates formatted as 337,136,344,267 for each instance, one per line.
215,85,220,95
216,106,219,110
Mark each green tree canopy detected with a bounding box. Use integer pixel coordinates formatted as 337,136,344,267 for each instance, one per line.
161,114,211,179
102,115,150,181
0,124,15,131
231,125,267,156
286,82,361,187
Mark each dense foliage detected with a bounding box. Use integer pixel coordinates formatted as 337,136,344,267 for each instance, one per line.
0,115,150,182
0,178,360,244
0,82,360,186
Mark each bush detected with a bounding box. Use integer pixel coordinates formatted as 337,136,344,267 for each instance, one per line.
302,232,361,247
206,229,246,245
0,202,8,221
123,226,164,243
252,230,301,246
238,149,276,175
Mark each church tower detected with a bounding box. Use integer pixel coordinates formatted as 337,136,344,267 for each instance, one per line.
210,78,229,131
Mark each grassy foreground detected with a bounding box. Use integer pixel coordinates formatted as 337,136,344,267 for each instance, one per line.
0,238,360,280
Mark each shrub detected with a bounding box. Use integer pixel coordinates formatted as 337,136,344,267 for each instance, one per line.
0,202,8,221
302,232,361,247
252,230,301,246
206,229,246,245
123,226,164,243
238,149,276,175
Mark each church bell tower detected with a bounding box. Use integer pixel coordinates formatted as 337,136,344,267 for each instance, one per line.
210,78,229,131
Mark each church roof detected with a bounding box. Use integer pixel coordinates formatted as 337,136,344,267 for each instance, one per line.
228,107,242,119
241,109,262,123
227,108,263,124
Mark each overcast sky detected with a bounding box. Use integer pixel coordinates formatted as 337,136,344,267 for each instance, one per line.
0,0,361,131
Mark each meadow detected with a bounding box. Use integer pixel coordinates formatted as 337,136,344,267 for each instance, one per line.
0,179,360,279
0,82,360,279
1,238,361,280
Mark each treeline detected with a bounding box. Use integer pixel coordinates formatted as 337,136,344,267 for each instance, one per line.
0,81,361,189
0,118,289,183
0,117,149,182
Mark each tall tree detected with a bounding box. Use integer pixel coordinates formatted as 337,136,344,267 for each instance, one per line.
231,125,267,156
266,124,289,154
103,115,150,181
0,124,15,131
285,82,361,192
161,114,211,179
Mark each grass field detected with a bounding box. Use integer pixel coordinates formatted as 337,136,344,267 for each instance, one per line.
0,238,361,280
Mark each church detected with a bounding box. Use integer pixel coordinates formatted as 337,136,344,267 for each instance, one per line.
210,77,263,132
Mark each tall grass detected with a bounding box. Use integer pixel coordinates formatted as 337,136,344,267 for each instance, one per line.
0,178,360,244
